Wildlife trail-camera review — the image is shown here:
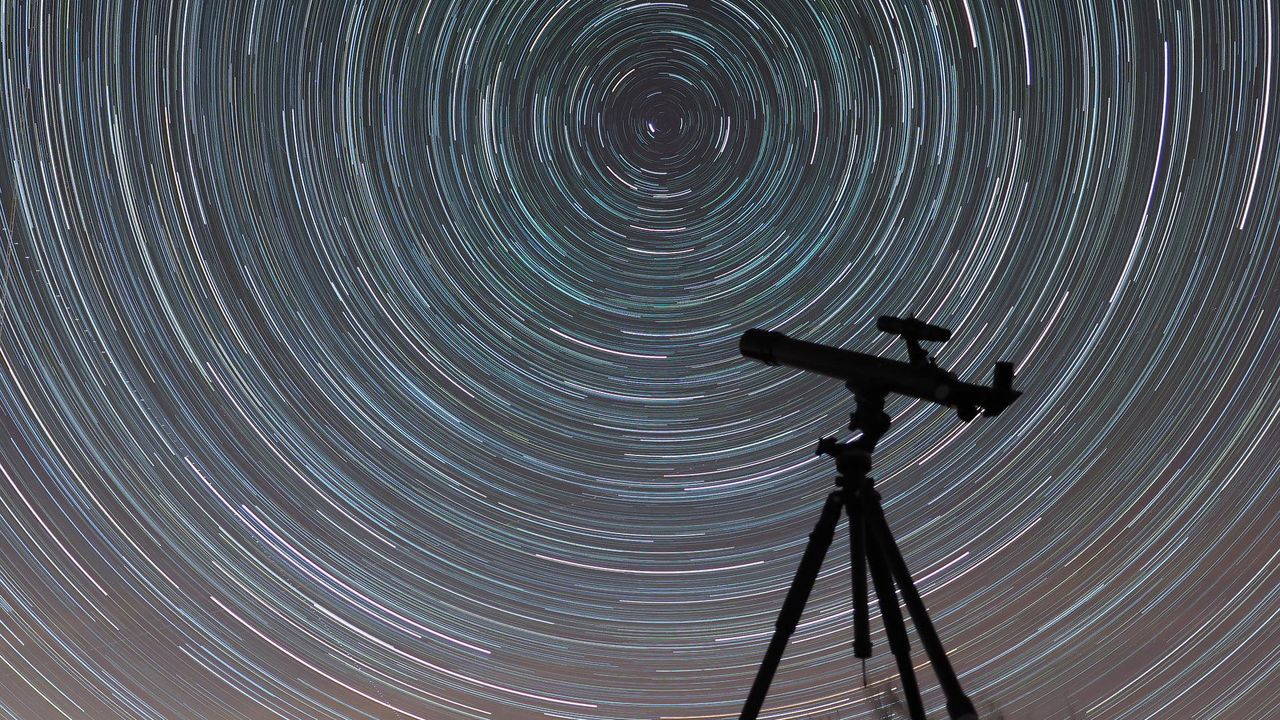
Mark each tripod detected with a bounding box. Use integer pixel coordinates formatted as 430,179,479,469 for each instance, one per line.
738,390,978,720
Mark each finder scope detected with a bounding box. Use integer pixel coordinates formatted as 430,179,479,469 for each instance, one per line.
876,315,952,342
740,318,1020,420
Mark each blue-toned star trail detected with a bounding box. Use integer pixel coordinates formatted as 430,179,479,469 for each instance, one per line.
1,0,1279,718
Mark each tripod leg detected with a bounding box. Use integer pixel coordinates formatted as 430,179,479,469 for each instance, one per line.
848,494,872,657
845,491,871,683
863,517,928,720
867,501,978,720
739,491,844,720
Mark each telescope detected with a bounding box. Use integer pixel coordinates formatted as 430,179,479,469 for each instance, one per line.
734,315,1023,720
740,316,1019,421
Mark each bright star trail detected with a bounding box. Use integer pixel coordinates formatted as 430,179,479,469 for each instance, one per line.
2,1,1279,719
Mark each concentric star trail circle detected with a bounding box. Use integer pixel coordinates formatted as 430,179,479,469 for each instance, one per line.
2,1,1279,719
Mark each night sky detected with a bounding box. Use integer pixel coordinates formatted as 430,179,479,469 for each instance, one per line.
2,1,1279,719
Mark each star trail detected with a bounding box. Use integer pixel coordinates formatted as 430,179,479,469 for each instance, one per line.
1,1,1279,719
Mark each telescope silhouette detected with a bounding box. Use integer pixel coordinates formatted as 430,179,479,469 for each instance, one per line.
733,316,1022,720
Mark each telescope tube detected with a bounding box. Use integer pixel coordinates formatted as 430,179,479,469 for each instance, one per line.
740,329,1019,416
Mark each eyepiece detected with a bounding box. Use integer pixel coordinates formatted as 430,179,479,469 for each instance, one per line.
993,362,1014,393
877,315,952,343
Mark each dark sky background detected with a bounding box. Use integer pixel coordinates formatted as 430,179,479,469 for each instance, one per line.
2,1,1279,719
